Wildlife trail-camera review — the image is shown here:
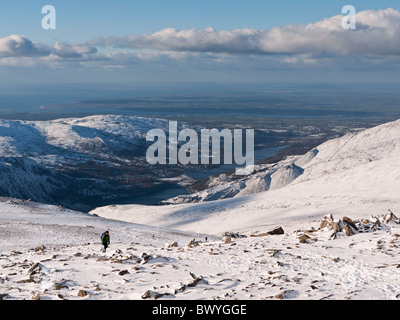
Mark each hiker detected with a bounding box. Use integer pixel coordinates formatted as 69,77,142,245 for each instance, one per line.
101,231,110,252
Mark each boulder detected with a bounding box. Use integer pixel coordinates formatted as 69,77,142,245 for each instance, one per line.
32,293,40,300
222,236,232,244
141,290,151,300
320,214,334,229
343,216,358,230
77,290,88,297
343,224,355,236
223,232,247,238
186,239,197,248
251,227,285,237
0,294,9,301
140,253,151,264
164,242,178,248
118,270,130,276
34,245,46,252
298,234,310,244
383,210,400,224
268,226,284,235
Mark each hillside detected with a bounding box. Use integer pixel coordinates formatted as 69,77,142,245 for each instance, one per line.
1,197,400,300
91,119,400,235
0,115,171,211
2,118,400,300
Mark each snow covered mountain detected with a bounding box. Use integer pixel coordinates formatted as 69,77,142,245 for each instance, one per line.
92,118,400,235
0,115,170,211
2,118,400,300
0,115,168,160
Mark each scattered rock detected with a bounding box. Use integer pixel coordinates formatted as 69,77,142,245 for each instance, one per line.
320,214,333,229
118,270,130,276
268,227,285,235
382,210,400,224
28,262,41,275
141,290,151,300
223,232,247,239
140,253,151,264
222,236,232,244
77,290,88,297
34,245,46,252
343,224,356,236
141,289,172,300
164,242,178,248
251,226,285,237
0,294,9,300
343,216,358,230
275,292,286,299
320,211,399,239
53,282,69,290
186,239,198,248
187,272,207,287
32,293,40,300
17,277,35,284
298,234,311,244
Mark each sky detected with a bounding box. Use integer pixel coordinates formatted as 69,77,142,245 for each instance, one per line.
1,0,399,42
1,0,400,93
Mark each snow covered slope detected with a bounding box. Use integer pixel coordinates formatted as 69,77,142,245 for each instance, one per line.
0,115,170,210
92,119,400,235
2,197,400,300
0,115,168,158
2,118,400,300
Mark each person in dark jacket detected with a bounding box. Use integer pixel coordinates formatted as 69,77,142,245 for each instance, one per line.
101,231,110,252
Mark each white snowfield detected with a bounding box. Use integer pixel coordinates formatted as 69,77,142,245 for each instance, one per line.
1,118,400,300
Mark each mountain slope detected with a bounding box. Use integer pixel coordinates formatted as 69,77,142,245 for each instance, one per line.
91,119,400,235
2,197,400,300
0,115,170,210
0,115,168,160
2,118,400,300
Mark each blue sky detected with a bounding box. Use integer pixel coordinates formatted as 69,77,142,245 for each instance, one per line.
1,1,400,90
1,0,399,43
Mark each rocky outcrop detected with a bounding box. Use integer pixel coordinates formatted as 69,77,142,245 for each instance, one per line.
251,226,285,237
320,210,400,239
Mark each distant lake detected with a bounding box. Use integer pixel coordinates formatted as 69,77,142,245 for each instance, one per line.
114,145,285,205
185,145,286,180
110,184,189,206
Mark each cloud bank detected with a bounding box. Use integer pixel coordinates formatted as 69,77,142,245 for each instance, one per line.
90,8,400,56
1,8,400,70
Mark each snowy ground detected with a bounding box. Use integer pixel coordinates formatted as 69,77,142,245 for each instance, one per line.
1,119,400,300
1,198,400,300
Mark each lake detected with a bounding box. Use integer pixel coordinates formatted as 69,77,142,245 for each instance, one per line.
119,145,286,205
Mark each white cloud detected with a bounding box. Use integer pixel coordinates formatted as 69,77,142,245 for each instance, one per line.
90,8,400,57
0,35,50,58
1,8,400,71
52,42,97,58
